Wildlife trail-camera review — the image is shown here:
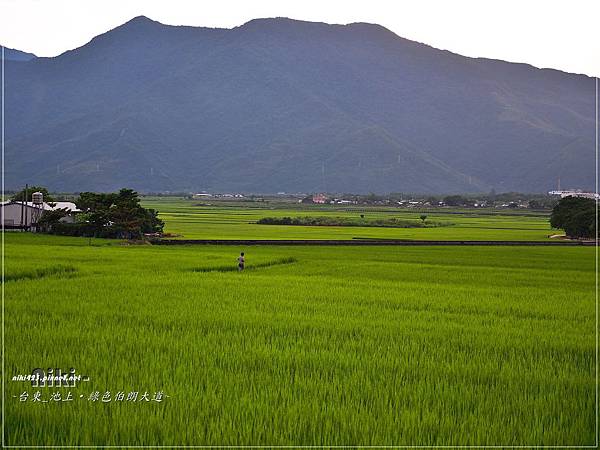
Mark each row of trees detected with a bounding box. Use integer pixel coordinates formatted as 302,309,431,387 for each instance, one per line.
38,188,164,239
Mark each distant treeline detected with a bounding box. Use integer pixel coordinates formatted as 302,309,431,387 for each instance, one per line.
256,216,451,228
5,189,561,209
330,192,559,208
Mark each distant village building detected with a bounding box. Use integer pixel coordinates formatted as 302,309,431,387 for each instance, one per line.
0,201,80,230
548,190,599,200
312,193,328,204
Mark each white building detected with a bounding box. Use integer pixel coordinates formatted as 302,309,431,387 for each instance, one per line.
0,201,80,229
548,190,599,200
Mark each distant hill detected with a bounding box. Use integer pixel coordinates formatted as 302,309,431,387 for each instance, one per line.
3,17,595,193
1,46,36,61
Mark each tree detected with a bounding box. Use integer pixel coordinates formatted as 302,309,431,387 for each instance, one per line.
77,191,117,211
364,193,382,204
442,195,467,207
140,208,165,234
11,186,55,203
77,192,117,237
420,214,427,223
36,208,69,232
73,188,164,239
550,196,597,239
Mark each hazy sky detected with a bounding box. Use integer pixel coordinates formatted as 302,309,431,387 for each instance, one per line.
1,0,598,76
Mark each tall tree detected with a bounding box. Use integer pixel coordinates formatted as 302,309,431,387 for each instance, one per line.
550,196,597,239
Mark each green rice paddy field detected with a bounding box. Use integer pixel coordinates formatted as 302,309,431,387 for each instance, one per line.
141,197,557,241
4,222,596,446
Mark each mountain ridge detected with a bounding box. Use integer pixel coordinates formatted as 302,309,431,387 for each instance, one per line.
110,16,598,78
1,45,37,61
3,17,595,193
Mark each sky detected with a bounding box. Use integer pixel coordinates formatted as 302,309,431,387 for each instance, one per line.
0,0,598,77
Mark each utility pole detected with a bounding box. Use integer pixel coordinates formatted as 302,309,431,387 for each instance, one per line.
24,184,28,230
20,185,24,229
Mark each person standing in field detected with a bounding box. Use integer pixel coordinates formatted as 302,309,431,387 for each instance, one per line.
238,252,245,271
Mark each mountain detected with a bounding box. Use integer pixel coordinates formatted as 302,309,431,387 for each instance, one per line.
2,16,595,194
1,46,36,61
